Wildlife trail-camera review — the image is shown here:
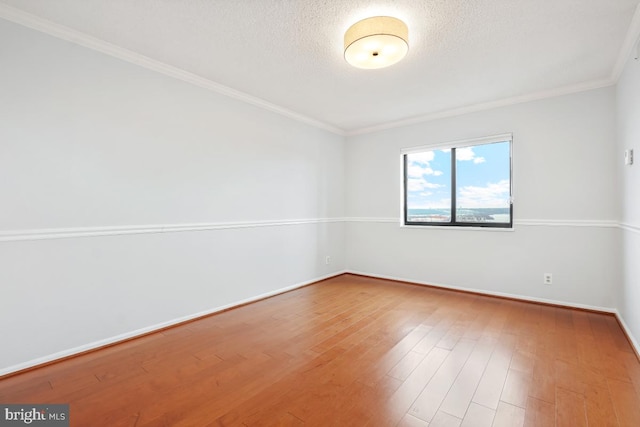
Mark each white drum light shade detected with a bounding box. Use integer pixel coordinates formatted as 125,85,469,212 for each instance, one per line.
344,16,409,69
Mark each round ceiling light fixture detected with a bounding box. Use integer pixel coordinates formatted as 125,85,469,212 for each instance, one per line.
344,16,409,69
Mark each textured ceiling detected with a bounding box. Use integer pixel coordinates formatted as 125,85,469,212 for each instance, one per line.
2,0,640,133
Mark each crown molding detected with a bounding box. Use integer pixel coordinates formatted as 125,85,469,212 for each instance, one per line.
0,4,345,136
1,3,634,138
611,2,640,82
347,78,615,136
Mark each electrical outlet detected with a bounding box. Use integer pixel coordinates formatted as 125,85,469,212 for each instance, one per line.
325,255,331,265
625,149,634,166
543,273,552,285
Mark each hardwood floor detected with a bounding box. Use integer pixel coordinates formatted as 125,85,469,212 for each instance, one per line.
2,274,640,426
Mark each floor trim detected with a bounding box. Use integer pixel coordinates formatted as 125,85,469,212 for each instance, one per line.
345,271,640,360
346,270,616,313
0,271,346,379
4,270,639,378
613,309,640,361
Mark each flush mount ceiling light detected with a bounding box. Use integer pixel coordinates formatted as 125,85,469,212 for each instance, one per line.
344,16,408,69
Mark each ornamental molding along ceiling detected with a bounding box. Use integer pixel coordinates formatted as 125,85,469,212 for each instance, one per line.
1,1,640,135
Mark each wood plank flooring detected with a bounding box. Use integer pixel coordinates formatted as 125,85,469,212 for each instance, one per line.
1,274,640,426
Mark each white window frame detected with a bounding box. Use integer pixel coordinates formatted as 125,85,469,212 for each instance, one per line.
400,133,513,230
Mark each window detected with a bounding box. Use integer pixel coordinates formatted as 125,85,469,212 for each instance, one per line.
402,134,512,228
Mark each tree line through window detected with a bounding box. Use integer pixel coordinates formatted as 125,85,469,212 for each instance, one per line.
403,135,513,228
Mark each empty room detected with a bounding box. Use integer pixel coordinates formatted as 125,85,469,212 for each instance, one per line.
1,1,640,426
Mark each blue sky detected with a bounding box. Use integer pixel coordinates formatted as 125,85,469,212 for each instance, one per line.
406,141,510,209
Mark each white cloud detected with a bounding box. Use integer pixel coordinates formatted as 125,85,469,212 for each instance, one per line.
407,165,425,179
423,181,443,189
407,151,434,164
407,198,450,209
456,147,476,161
457,179,510,208
407,178,423,191
407,177,443,191
457,147,486,165
407,163,443,178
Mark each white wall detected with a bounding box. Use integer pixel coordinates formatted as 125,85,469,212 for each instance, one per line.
345,87,621,309
616,53,640,346
1,15,635,376
0,19,345,374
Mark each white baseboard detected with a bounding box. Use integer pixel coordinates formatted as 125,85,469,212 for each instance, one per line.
345,270,617,313
4,269,637,377
344,273,640,358
0,270,347,377
613,309,640,359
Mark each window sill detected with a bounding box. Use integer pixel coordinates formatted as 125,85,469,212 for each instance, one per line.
400,223,515,232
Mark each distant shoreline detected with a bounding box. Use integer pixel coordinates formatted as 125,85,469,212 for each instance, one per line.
407,208,510,223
